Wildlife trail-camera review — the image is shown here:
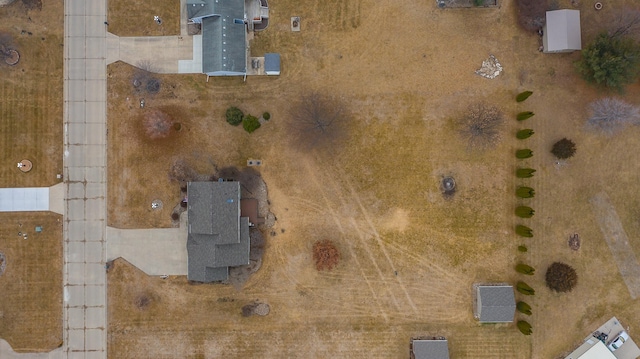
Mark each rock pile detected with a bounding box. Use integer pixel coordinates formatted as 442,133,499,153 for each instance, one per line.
475,54,503,79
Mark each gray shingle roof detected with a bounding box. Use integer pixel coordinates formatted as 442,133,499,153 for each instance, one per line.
264,53,280,74
186,181,251,282
412,339,450,359
186,0,215,20
477,285,516,323
191,0,246,76
188,181,239,244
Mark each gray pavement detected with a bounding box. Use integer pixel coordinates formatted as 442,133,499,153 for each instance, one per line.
62,0,108,358
106,213,188,275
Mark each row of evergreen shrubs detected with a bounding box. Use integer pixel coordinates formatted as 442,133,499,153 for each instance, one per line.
225,106,271,133
515,91,534,336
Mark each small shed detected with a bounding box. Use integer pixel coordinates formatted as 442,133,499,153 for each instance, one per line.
264,53,281,76
476,285,515,323
543,9,582,53
411,338,449,359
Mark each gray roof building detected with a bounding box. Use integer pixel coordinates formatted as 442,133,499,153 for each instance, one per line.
187,181,250,282
476,285,516,323
264,53,280,76
543,9,582,53
187,0,247,76
411,339,450,359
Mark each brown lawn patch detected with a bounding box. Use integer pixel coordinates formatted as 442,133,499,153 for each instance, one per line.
0,0,63,188
0,212,63,351
107,0,180,37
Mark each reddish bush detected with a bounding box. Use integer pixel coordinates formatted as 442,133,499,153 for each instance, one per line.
312,239,340,271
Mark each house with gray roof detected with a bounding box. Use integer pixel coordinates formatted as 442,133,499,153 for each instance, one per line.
475,285,516,323
187,181,250,282
411,338,450,359
187,0,248,76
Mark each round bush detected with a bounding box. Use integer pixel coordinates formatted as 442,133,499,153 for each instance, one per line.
242,114,261,133
226,107,244,126
545,262,578,292
262,112,271,120
551,138,576,159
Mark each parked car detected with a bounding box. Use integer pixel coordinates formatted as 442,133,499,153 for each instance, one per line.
608,331,629,351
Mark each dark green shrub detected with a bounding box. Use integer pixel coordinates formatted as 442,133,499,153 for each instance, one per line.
577,32,640,92
516,187,535,198
516,301,532,315
262,112,271,120
516,91,533,102
242,114,261,133
517,320,533,335
517,245,528,252
551,138,576,159
516,263,535,275
516,149,533,159
473,0,485,5
516,129,534,139
516,225,533,237
516,168,536,178
517,111,535,121
516,206,535,218
226,107,244,126
516,281,535,295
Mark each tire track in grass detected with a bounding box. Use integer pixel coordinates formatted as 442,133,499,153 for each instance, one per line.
301,161,391,322
344,179,419,315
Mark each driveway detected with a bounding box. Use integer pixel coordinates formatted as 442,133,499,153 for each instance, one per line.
106,213,188,275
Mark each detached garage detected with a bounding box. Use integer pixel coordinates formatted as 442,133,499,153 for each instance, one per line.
543,9,582,53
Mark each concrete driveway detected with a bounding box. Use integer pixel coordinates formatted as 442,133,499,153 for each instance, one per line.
107,34,202,74
106,213,188,275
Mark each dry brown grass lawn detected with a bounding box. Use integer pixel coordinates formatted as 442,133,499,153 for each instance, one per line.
107,0,640,358
107,0,180,37
0,0,63,188
0,0,63,352
0,212,63,351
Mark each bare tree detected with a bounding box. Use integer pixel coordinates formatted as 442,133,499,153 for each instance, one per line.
143,109,173,139
516,0,548,32
459,103,504,150
133,61,161,94
0,33,14,60
168,159,198,183
290,92,348,151
588,97,640,133
609,8,640,39
21,0,42,10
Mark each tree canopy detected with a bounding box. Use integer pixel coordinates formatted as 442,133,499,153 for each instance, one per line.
577,32,640,92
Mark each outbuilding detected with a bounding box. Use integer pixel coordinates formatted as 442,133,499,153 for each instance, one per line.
475,285,516,323
543,9,582,53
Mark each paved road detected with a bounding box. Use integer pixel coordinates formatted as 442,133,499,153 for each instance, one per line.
62,0,108,358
